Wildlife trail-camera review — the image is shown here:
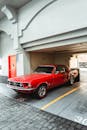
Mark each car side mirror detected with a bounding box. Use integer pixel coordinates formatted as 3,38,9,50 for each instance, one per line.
55,71,59,74
60,70,65,73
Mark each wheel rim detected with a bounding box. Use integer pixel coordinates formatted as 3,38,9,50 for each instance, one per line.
38,86,46,97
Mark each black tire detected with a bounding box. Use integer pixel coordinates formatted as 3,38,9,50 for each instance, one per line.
35,85,47,99
75,73,80,82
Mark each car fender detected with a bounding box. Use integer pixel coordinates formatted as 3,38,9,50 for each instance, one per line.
36,82,48,89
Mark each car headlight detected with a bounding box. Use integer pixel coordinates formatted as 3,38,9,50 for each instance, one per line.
23,83,32,88
28,83,32,87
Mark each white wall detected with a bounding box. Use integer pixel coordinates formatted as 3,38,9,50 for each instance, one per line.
0,17,13,39
16,52,30,76
54,53,71,67
30,52,55,72
19,0,87,43
29,52,71,72
0,32,14,76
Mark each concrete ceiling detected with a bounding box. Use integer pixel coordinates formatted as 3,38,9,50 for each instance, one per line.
0,0,31,19
35,43,87,54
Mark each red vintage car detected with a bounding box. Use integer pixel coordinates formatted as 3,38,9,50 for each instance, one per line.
8,64,75,98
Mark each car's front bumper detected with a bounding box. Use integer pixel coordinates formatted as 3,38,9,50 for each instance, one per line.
7,84,36,93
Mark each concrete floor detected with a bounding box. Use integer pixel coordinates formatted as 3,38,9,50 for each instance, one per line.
0,81,87,126
1,92,86,130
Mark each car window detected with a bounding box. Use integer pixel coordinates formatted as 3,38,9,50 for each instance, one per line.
56,66,65,73
34,66,54,74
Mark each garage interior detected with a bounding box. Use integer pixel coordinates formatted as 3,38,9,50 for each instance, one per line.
28,43,87,82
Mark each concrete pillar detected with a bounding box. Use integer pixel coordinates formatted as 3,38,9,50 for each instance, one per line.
16,51,31,76
70,54,78,68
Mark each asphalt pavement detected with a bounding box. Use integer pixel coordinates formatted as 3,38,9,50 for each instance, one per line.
0,81,87,126
0,83,87,130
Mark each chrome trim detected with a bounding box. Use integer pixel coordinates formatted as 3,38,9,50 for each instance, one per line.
7,84,36,91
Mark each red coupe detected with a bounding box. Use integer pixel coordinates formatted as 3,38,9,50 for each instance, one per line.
8,64,75,98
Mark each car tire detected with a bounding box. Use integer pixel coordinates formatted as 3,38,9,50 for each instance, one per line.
75,73,80,82
69,75,75,85
35,85,47,99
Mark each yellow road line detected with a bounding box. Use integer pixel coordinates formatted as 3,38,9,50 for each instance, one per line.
41,87,79,110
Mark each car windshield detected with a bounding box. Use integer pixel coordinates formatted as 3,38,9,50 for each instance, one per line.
34,66,54,74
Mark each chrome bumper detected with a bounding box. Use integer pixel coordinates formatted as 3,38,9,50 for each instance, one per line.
7,84,36,91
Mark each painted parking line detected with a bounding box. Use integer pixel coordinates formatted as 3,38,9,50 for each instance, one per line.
41,87,79,110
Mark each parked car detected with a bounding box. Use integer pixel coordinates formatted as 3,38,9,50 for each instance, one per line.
8,64,77,98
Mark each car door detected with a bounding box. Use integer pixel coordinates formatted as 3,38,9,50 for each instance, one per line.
52,65,67,87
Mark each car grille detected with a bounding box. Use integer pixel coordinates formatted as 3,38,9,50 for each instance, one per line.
8,81,23,87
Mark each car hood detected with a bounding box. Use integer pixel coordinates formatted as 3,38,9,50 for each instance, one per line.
9,73,51,83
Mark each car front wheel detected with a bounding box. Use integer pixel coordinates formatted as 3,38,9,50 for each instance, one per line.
35,85,47,99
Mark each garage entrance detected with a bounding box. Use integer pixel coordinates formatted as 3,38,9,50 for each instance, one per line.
28,43,87,82
27,50,79,83
29,51,87,82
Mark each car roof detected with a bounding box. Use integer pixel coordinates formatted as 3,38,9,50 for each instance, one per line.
38,64,67,67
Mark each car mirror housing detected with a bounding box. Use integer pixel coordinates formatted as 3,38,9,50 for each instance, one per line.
55,71,59,74
60,70,65,73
